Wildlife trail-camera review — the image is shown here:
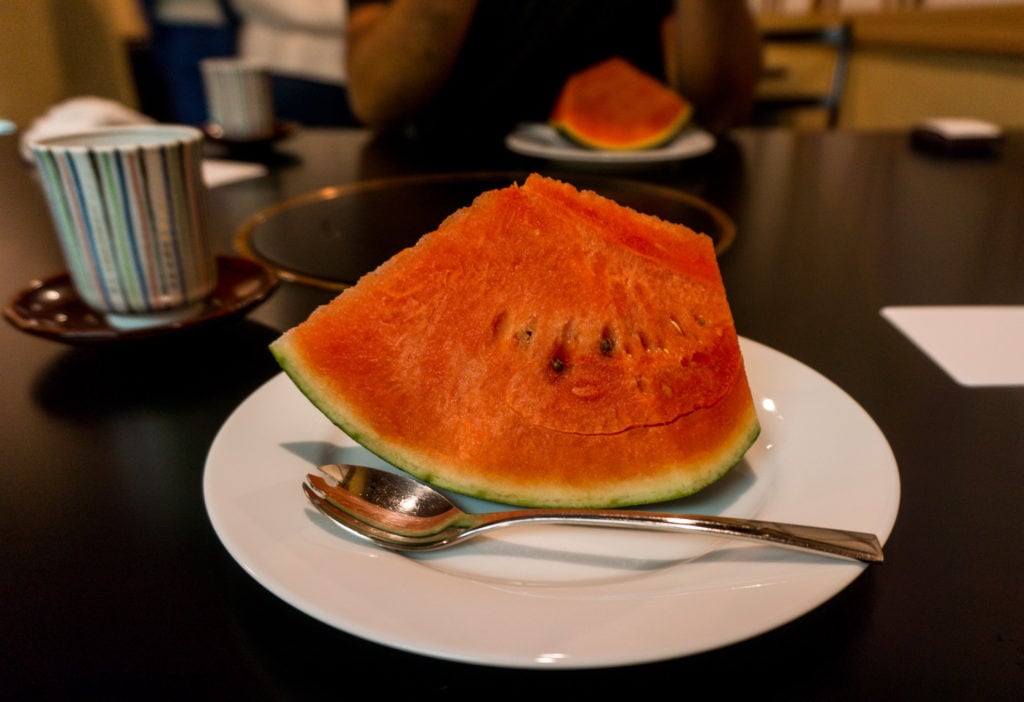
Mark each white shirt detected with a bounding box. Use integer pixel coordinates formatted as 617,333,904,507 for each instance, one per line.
232,0,347,85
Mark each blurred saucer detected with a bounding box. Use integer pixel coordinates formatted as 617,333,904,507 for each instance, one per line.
505,123,715,165
202,121,298,149
3,256,278,345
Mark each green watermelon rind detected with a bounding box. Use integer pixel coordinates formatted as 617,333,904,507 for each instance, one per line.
272,335,761,509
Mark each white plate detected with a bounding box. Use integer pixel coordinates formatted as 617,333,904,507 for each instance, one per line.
203,338,900,669
504,123,716,164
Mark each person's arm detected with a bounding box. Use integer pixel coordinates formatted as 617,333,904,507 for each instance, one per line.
346,0,477,129
664,0,762,133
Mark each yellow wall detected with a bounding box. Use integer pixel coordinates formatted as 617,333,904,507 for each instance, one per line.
759,5,1024,129
843,47,1024,129
0,0,145,129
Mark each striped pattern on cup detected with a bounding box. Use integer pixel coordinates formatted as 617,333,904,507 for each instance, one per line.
201,58,276,140
31,126,216,316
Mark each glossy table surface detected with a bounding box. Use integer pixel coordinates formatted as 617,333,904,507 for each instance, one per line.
2,126,1022,698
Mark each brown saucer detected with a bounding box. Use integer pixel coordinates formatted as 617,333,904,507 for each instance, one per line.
3,256,278,345
202,121,298,147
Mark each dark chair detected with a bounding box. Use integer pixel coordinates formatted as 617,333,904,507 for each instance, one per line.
753,21,852,128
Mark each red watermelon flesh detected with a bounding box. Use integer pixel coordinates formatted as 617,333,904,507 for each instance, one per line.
271,174,759,508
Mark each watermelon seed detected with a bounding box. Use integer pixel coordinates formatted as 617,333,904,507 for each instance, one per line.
669,317,683,335
551,356,565,373
599,335,614,356
491,311,508,339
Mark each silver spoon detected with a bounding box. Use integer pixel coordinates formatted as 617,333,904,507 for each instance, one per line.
303,463,884,562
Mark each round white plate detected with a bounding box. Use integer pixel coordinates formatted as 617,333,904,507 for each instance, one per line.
203,337,900,669
504,123,716,164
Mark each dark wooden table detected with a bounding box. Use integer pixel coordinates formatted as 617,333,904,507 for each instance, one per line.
2,126,1022,698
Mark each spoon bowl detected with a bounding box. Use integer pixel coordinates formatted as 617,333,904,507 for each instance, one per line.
303,463,883,562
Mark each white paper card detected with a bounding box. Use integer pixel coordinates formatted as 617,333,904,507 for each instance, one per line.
881,306,1024,387
202,159,267,188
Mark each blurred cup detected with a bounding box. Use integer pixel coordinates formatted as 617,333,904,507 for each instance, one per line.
30,125,216,329
200,58,276,140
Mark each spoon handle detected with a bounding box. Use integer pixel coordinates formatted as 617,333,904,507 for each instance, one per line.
469,510,884,563
308,466,883,562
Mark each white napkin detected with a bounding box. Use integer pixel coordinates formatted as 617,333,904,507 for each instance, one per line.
19,96,155,162
201,159,267,187
881,306,1024,387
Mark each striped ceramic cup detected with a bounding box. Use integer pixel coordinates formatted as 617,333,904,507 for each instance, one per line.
201,58,276,140
30,125,216,327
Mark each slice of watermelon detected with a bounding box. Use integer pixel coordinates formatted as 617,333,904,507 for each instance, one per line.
550,57,693,150
271,174,759,508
